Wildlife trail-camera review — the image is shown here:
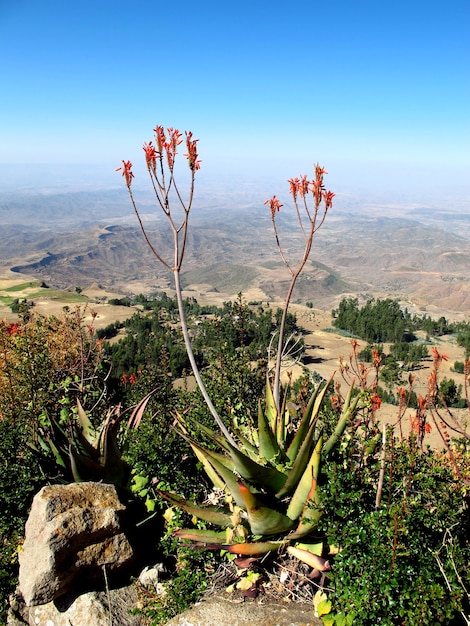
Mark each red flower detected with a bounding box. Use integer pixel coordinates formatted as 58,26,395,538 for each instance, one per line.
6,323,20,336
154,125,166,152
396,387,407,403
372,349,382,367
315,164,328,179
417,395,427,411
299,174,309,198
116,160,134,187
324,190,335,209
264,196,283,219
143,141,159,175
288,177,300,200
370,392,381,411
129,373,137,385
184,131,201,171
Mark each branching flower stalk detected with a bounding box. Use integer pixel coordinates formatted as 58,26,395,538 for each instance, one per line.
118,126,237,447
265,167,334,412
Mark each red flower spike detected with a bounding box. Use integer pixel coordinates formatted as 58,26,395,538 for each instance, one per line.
370,392,381,411
264,196,283,219
143,141,158,175
154,125,166,152
324,190,335,209
184,131,201,171
288,177,300,200
299,174,309,198
116,160,134,187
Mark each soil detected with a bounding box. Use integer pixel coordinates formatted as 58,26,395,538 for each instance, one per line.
1,275,468,450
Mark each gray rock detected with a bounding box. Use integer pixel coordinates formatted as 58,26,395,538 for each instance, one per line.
8,585,143,626
164,593,322,626
18,482,137,606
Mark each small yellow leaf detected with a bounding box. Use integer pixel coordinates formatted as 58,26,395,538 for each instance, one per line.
313,589,331,617
317,599,332,617
236,577,254,591
163,507,174,523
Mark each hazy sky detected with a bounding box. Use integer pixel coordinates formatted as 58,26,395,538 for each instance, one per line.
1,0,469,195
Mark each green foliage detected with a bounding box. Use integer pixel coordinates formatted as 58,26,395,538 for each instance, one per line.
389,341,428,366
439,377,465,408
121,360,208,501
332,298,409,343
457,329,470,358
143,565,208,625
102,293,290,386
156,378,365,566
0,418,44,621
0,309,114,621
318,432,470,625
332,297,467,345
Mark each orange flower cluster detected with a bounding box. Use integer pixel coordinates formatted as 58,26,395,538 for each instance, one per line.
184,131,201,171
286,164,335,209
264,195,283,219
116,160,134,188
121,372,137,385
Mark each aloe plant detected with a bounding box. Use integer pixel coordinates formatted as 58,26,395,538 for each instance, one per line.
119,125,362,566
156,376,363,566
29,393,153,491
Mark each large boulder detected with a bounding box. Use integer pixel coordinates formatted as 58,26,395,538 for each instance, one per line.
164,593,322,626
8,585,143,626
18,482,140,606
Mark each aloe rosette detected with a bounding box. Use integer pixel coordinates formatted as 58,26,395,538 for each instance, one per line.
30,393,153,490
156,376,361,566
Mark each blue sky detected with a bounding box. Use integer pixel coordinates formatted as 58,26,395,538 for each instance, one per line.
0,0,469,195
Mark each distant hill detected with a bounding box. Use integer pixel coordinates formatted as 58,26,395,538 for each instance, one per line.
1,189,470,317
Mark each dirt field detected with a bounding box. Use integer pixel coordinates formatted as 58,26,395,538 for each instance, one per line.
1,275,468,449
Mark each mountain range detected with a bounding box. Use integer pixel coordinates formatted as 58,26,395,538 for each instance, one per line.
1,186,469,319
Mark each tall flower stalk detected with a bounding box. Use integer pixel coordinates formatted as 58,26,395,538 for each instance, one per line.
265,166,334,412
117,126,237,447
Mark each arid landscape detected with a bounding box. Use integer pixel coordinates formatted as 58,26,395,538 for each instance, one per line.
1,183,469,451
1,184,470,320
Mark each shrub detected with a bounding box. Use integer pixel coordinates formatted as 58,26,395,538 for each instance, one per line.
319,431,470,625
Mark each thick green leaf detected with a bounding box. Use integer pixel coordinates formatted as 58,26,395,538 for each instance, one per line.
288,477,323,538
191,444,246,508
227,441,288,492
264,378,279,439
275,424,322,499
258,400,282,462
156,489,233,528
189,443,225,490
45,436,67,468
231,429,259,458
126,390,155,429
287,436,322,521
238,483,295,536
323,383,360,457
175,412,232,453
286,375,332,462
76,399,99,446
68,447,103,482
